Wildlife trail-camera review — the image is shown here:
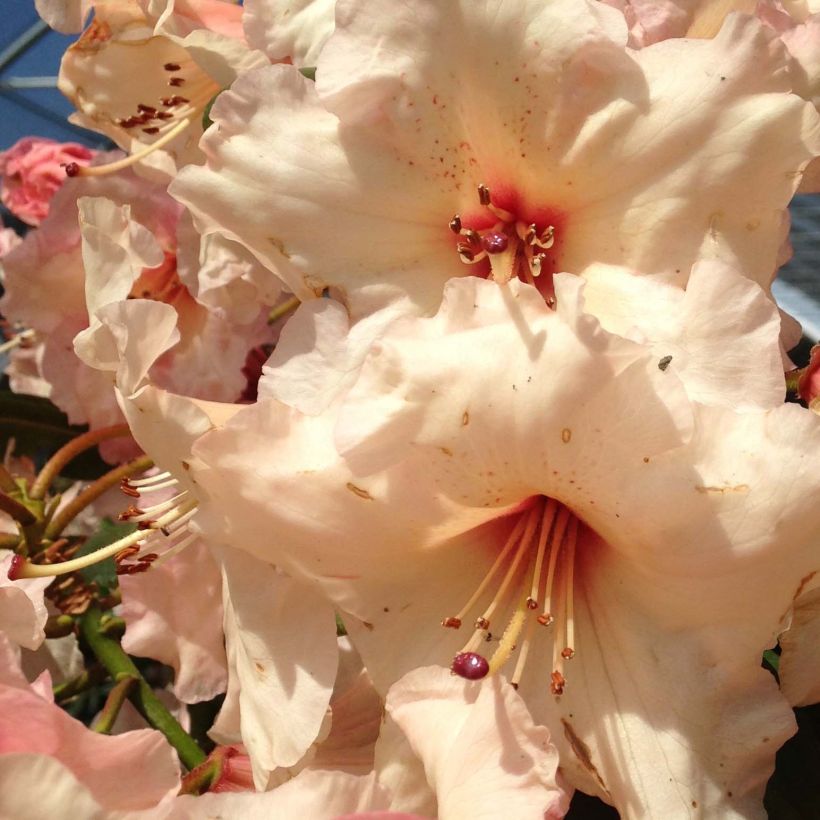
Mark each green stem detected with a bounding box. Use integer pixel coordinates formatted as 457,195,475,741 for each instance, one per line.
93,675,138,734
30,424,132,500
45,455,153,539
80,607,205,770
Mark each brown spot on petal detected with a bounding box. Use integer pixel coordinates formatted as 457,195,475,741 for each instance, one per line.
254,662,266,679
439,447,453,456
346,482,373,501
561,428,572,443
461,411,470,426
794,571,818,600
561,719,611,798
267,236,291,259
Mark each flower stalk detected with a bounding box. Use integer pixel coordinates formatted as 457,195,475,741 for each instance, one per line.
79,606,206,770
93,675,138,734
30,424,131,500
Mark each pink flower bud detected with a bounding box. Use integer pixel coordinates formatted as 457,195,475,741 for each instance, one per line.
0,137,94,225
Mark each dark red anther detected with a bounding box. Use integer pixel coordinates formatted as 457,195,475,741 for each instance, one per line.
142,127,160,134
120,479,140,498
118,505,143,521
550,670,566,695
451,652,489,680
156,111,173,120
163,62,181,71
480,232,508,254
64,162,80,177
441,616,462,629
137,104,157,113
168,77,186,87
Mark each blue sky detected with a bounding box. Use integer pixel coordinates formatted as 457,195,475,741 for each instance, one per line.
1,1,105,148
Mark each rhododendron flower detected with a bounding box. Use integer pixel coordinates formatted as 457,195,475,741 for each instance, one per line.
0,665,568,819
57,0,268,179
0,633,180,811
187,275,820,817
1,166,272,461
0,137,93,225
171,0,820,319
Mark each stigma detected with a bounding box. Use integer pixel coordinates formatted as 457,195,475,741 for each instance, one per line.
450,184,556,292
443,496,578,696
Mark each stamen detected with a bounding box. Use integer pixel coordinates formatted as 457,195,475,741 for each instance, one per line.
510,614,537,689
527,498,558,608
470,506,538,632
562,516,578,659
538,506,570,626
67,117,192,178
451,187,556,286
127,471,174,487
441,514,529,629
10,497,197,579
0,329,35,355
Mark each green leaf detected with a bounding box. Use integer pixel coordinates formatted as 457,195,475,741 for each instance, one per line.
299,66,317,81
77,518,136,590
763,649,781,675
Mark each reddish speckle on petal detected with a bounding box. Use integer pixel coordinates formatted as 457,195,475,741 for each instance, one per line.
64,162,80,177
451,651,489,680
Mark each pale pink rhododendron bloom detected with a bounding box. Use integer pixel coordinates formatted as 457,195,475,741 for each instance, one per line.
171,0,820,321
0,633,180,811
1,168,272,462
0,665,568,819
56,0,268,180
0,137,94,225
185,275,820,817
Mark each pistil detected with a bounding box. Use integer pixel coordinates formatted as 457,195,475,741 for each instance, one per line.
450,184,556,288
445,496,581,696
